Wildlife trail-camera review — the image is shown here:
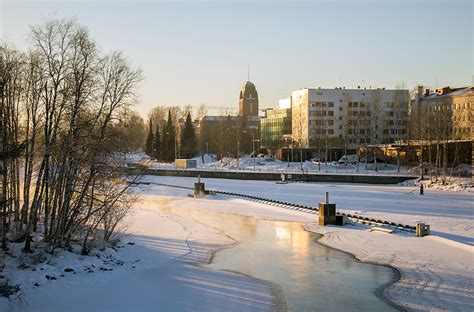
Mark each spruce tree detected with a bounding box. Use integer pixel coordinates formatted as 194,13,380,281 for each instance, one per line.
145,119,154,157
180,112,196,158
153,124,161,160
164,110,175,162
161,124,167,161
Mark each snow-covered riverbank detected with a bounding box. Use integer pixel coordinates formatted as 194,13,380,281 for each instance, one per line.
1,195,285,312
3,176,472,311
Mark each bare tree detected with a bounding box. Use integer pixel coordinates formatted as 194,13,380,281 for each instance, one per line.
0,18,143,255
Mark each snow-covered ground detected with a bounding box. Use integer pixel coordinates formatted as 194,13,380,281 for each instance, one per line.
3,175,472,311
2,195,284,312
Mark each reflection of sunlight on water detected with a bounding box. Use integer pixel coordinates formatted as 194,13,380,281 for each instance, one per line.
275,225,291,240
141,195,397,311
274,222,310,259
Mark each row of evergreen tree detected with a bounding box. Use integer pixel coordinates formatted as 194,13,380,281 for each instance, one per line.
145,111,196,161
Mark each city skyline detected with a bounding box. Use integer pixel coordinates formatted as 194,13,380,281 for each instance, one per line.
1,0,472,117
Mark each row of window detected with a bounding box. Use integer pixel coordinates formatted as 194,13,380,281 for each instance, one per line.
309,111,335,116
309,119,335,126
348,102,368,108
454,127,471,134
348,111,372,117
309,101,335,108
311,129,335,135
453,114,471,122
386,120,407,126
453,102,472,110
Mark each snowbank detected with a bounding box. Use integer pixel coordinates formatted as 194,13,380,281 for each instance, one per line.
401,177,472,192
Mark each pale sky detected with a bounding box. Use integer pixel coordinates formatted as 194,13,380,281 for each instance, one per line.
1,0,472,117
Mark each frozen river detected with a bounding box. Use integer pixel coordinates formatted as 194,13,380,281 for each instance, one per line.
158,201,400,311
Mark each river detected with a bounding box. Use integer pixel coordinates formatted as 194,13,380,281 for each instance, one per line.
156,200,400,311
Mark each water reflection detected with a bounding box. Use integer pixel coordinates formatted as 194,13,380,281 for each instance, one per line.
153,199,398,312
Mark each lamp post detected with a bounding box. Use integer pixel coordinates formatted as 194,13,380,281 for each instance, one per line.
252,134,260,171
287,138,290,168
236,140,239,172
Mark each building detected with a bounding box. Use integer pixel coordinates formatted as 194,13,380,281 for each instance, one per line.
260,106,292,150
290,87,409,151
412,86,473,141
199,115,260,157
199,80,261,157
239,81,259,116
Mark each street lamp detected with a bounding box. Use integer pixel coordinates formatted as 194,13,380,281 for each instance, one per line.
252,134,260,171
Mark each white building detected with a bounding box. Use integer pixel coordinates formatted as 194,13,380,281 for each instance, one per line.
290,87,409,149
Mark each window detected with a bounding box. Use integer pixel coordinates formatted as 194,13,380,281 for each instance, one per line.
328,102,334,107
328,111,334,116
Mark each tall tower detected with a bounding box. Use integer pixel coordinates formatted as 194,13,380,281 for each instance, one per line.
239,81,259,117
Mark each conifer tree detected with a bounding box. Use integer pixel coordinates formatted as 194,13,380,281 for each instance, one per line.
163,110,175,162
180,112,196,158
153,124,161,160
145,119,154,157
161,124,167,160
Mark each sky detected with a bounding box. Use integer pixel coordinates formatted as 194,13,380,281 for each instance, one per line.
1,0,472,117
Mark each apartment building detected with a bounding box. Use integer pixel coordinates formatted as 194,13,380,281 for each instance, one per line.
412,86,473,141
291,87,409,149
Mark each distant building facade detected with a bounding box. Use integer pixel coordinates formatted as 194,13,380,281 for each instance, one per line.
412,86,473,141
260,107,292,149
290,88,409,150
